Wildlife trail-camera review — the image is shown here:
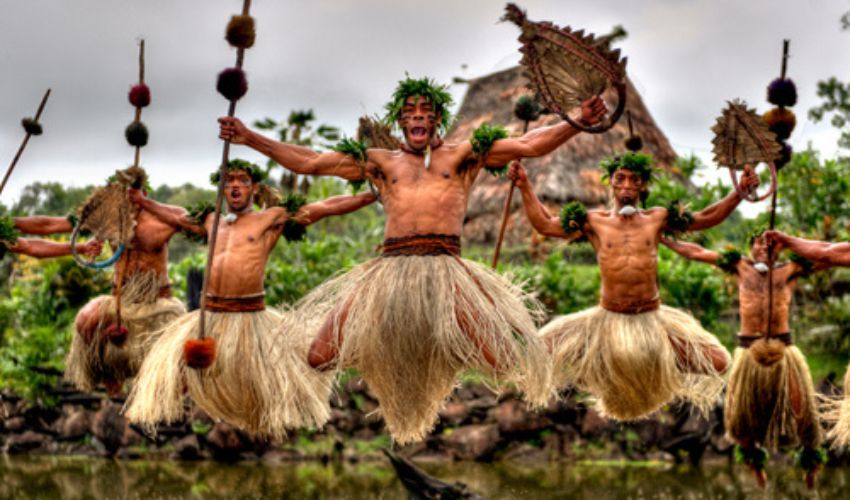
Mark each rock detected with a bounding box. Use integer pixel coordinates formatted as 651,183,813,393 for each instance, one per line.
4,431,47,454
59,410,91,440
174,434,202,460
444,424,499,460
205,422,253,461
500,442,548,462
4,416,25,432
580,409,610,438
439,402,469,427
494,399,549,434
92,402,127,456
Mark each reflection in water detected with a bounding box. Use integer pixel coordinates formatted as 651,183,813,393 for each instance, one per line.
2,456,849,499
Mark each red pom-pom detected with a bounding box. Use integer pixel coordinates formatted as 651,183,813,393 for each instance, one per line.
184,337,216,369
129,84,151,108
105,324,129,346
216,68,248,101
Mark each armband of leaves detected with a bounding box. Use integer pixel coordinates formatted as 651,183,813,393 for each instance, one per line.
471,123,509,176
332,137,369,193
279,193,308,243
0,215,19,258
717,248,742,274
65,212,91,237
559,201,588,236
734,445,768,471
182,202,215,243
790,252,816,276
665,200,694,236
796,447,827,473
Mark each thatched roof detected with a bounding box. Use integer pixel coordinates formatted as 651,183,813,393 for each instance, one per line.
446,66,679,245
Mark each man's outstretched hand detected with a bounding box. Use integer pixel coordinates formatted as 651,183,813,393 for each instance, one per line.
79,239,104,258
506,161,528,189
579,95,608,125
218,117,251,144
739,164,760,195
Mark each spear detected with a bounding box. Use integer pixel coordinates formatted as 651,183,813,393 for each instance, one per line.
187,0,255,369
0,89,51,197
491,96,539,268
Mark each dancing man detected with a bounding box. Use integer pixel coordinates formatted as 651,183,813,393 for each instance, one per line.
217,76,605,444
665,230,826,487
506,154,757,420
125,159,376,438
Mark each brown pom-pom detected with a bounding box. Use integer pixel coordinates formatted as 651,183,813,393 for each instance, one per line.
763,107,796,140
750,337,785,367
129,84,151,108
625,135,643,152
105,324,129,346
216,68,248,101
184,337,216,369
226,15,256,49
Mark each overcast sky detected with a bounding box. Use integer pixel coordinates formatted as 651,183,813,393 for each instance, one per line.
1,0,848,215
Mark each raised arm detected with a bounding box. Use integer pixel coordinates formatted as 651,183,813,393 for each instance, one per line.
766,230,850,267
9,238,102,259
507,162,580,240
128,188,207,238
14,215,73,235
292,192,377,226
661,237,721,266
484,96,606,166
686,166,758,231
218,117,365,180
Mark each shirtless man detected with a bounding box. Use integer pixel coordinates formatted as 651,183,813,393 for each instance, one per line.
124,160,376,438
506,154,758,420
765,229,850,454
217,76,606,444
665,232,826,487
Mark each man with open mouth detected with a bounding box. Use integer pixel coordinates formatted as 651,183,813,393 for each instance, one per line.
218,75,605,445
123,159,376,439
664,229,829,488
506,154,757,422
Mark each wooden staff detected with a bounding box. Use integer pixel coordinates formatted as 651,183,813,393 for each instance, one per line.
491,120,530,268
198,0,252,343
0,89,51,197
766,39,790,340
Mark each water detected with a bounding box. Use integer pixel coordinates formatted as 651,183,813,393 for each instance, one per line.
1,456,848,499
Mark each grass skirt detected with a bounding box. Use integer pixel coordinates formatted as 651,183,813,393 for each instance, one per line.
823,366,850,448
725,343,820,449
65,274,185,391
542,305,728,420
295,254,552,445
124,308,332,440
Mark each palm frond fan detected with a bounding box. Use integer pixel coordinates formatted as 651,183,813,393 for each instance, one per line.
71,166,144,269
711,100,782,202
502,3,627,134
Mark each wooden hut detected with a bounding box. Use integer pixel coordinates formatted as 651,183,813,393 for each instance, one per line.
447,66,680,247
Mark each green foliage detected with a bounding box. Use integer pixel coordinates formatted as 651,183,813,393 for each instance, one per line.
664,200,694,236
507,249,600,315
470,123,509,176
384,75,454,131
717,248,742,274
209,158,265,185
795,447,827,472
332,137,368,164
734,445,768,471
809,77,850,150
559,202,587,236
600,152,654,183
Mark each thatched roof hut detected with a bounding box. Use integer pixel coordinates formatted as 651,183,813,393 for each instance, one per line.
447,66,679,246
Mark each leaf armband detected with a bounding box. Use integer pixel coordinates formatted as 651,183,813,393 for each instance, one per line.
790,252,815,276
470,123,509,176
664,200,694,236
559,201,588,235
182,202,215,243
717,248,742,274
0,215,20,258
279,193,308,243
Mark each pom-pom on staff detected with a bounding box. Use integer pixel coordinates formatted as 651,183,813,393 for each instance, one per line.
186,0,255,370
0,89,51,198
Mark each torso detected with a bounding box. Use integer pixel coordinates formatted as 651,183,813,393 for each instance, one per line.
369,144,477,239
586,208,667,308
203,208,285,297
114,210,177,289
736,260,797,335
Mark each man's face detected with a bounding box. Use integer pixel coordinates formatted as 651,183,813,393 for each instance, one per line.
399,95,440,151
751,235,770,262
223,170,255,212
610,168,645,208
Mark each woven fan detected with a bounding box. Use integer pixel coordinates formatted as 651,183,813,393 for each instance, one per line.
503,3,627,134
71,166,144,269
711,100,782,202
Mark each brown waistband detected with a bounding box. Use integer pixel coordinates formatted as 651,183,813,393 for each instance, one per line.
204,293,266,312
600,295,661,315
737,333,793,348
111,283,173,299
381,234,461,257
